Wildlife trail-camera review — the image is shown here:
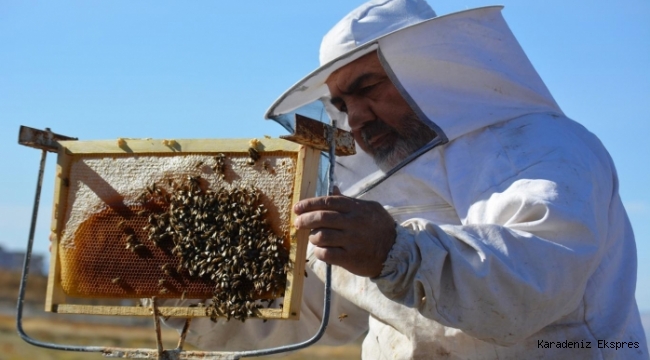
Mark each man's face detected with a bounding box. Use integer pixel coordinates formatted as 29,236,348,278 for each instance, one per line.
325,52,436,171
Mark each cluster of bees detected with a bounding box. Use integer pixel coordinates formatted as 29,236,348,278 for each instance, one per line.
132,152,290,322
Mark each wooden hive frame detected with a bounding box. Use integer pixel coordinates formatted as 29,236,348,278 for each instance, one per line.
45,137,320,320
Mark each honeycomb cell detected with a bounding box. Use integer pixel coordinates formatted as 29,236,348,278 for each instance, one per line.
58,152,297,301
59,202,216,298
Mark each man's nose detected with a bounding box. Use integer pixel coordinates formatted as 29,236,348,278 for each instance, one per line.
346,100,375,132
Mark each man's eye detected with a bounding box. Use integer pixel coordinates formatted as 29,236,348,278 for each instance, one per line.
358,84,376,96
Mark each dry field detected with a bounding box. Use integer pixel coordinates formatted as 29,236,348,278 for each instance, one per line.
1,314,361,360
0,270,361,360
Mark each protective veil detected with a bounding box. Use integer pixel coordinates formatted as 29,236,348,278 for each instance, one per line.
166,1,648,358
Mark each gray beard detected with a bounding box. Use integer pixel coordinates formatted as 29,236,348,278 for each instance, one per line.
361,114,437,172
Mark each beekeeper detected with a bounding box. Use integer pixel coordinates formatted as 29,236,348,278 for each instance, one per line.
169,0,648,358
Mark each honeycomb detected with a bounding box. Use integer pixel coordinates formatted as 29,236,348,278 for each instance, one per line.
58,151,297,300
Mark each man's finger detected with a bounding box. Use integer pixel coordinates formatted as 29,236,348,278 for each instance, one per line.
311,245,346,266
308,228,345,247
294,210,346,230
293,194,353,214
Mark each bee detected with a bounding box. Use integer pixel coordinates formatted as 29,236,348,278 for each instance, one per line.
195,161,204,169
133,244,146,252
248,147,260,161
338,313,348,321
136,191,149,204
161,263,172,275
249,138,261,148
213,154,226,174
187,175,201,190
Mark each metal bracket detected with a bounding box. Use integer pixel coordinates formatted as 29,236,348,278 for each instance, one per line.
18,125,77,152
281,114,355,156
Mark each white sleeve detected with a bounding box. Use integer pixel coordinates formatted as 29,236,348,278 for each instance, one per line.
163,246,369,351
371,168,612,346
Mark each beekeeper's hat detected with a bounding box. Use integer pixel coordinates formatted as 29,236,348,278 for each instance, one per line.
264,0,437,119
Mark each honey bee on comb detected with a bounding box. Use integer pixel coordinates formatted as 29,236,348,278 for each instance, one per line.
212,153,227,177
248,147,260,161
139,174,290,322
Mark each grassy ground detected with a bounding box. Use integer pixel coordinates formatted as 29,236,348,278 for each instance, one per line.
2,314,360,360
0,270,361,359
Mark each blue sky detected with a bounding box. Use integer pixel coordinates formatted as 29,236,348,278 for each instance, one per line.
1,1,648,312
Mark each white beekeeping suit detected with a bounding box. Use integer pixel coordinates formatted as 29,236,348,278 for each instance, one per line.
167,1,649,358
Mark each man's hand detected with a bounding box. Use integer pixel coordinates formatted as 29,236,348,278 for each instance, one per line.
293,188,396,278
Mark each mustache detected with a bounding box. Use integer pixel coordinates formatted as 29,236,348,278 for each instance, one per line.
360,120,393,146
357,114,437,172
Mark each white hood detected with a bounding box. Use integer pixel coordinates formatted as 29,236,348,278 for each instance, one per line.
266,2,563,196
376,6,562,142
